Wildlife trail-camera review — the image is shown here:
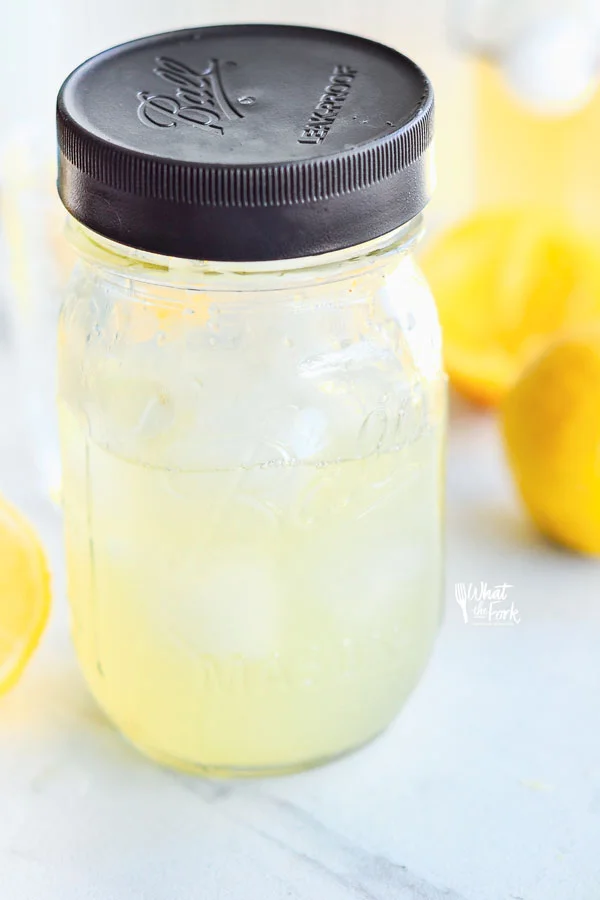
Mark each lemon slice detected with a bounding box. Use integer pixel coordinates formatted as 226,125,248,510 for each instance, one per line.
0,495,51,695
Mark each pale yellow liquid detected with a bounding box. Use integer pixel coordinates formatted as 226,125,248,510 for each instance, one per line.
475,59,600,234
60,404,443,775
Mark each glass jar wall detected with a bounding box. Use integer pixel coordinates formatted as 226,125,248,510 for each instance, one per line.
58,219,445,774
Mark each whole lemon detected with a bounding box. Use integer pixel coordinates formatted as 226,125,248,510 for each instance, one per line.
502,330,600,554
0,494,50,695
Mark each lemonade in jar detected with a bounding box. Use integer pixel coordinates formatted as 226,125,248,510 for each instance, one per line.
56,25,445,775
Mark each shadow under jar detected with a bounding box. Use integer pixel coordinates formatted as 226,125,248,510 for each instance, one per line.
56,24,445,776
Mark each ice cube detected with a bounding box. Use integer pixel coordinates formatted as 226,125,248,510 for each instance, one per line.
170,548,280,658
299,339,395,379
287,407,328,459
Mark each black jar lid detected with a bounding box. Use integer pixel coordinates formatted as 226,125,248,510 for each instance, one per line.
57,24,434,262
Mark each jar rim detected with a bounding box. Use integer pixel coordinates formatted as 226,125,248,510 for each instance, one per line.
66,213,424,293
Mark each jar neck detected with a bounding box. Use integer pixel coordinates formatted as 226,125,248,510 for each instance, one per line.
66,214,424,293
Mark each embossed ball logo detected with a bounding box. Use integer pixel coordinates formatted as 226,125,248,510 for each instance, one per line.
137,56,243,135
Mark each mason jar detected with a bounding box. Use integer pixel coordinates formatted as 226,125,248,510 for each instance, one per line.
56,24,445,776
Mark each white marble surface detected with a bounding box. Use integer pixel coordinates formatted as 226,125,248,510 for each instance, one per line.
1,345,600,900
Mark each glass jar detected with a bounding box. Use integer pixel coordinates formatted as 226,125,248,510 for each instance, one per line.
56,24,445,776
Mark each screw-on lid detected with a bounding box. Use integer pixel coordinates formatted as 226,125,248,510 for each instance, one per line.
57,24,434,261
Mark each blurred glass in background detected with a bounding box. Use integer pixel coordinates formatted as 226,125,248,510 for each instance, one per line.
451,0,600,232
0,130,74,496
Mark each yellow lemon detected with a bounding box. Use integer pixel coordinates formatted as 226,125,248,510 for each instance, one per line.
0,495,51,695
502,330,600,554
421,209,600,406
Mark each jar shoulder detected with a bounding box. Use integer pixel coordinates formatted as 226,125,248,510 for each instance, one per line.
58,249,444,471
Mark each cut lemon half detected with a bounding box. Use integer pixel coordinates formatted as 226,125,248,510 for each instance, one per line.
421,209,600,406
